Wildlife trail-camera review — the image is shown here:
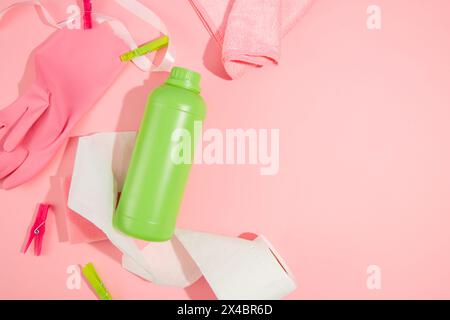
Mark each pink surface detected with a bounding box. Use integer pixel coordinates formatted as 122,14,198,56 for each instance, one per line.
1,0,450,299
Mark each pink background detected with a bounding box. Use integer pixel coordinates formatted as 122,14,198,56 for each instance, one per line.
1,0,450,299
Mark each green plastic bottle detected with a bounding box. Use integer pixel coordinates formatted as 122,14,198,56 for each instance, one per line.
114,67,206,241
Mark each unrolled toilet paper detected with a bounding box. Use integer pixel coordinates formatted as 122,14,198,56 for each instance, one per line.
68,132,296,299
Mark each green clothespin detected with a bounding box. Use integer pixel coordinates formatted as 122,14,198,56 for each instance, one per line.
120,35,169,62
82,263,113,300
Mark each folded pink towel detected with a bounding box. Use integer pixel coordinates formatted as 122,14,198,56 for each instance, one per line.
189,0,314,79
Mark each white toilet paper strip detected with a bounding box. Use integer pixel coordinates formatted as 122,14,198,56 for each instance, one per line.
68,132,297,299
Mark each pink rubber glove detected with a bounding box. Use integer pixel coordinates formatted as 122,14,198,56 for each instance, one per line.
0,24,128,189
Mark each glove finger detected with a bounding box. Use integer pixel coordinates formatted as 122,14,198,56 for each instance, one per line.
2,138,64,190
0,98,29,142
0,148,28,180
2,84,50,152
3,102,49,152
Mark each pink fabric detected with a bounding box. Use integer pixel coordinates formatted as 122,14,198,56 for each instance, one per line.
0,23,128,189
44,137,106,244
61,177,107,244
49,176,107,244
189,0,314,79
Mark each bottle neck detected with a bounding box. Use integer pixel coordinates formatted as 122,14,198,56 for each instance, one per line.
165,67,201,94
165,80,200,94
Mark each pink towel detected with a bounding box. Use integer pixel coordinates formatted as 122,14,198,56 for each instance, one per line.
189,0,314,79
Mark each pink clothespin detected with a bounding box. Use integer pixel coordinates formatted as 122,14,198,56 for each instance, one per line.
23,204,51,256
83,0,93,30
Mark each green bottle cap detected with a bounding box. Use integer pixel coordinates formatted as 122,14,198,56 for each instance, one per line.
166,67,201,94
